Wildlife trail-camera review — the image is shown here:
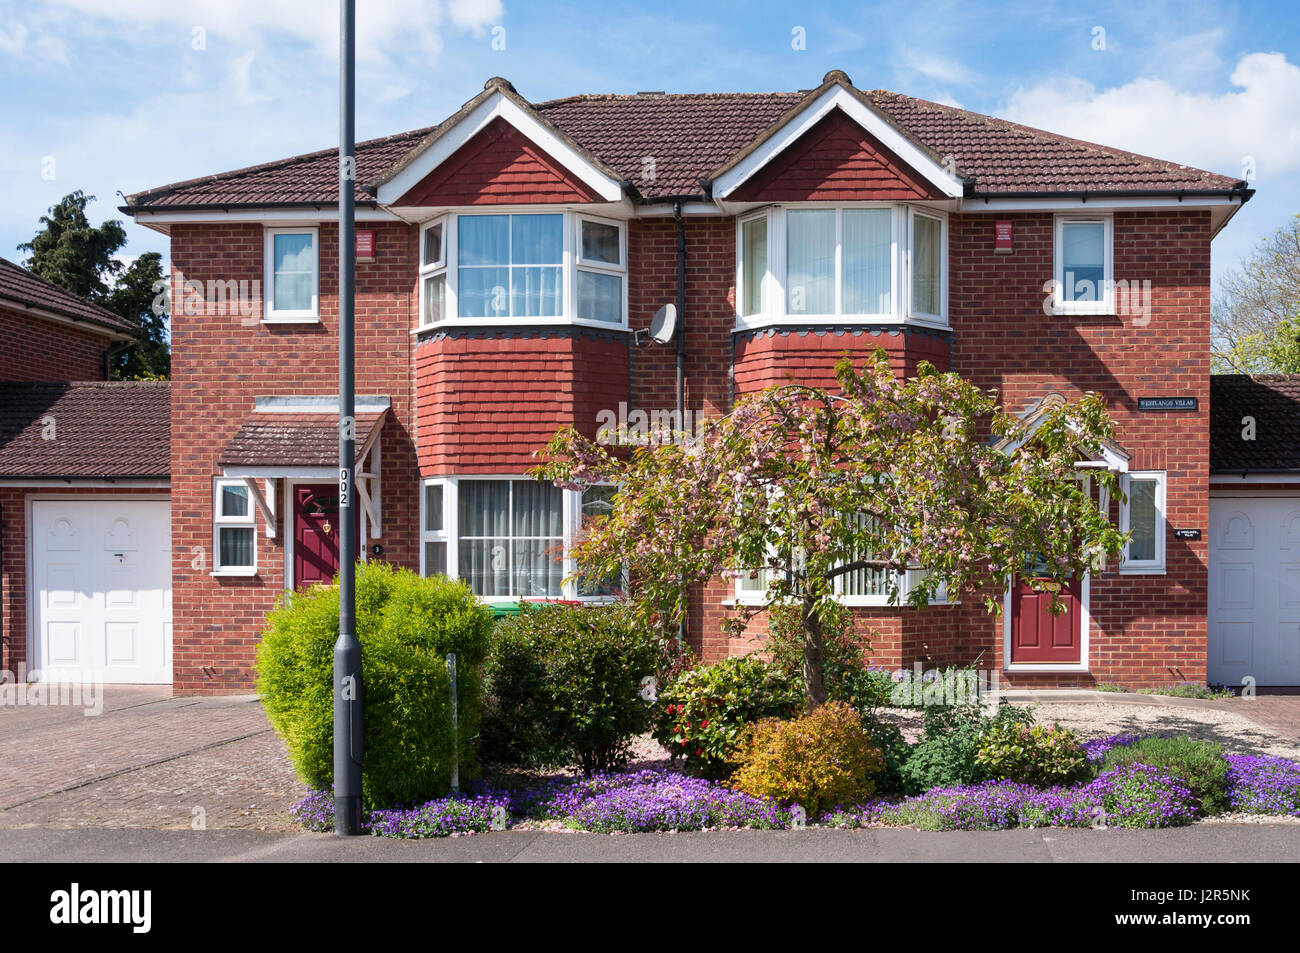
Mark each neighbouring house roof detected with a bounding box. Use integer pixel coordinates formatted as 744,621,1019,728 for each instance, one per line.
1211,375,1300,472
219,409,388,469
0,257,140,337
121,73,1247,211
0,381,169,479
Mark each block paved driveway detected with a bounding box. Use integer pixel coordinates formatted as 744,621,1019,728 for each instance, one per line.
0,687,302,831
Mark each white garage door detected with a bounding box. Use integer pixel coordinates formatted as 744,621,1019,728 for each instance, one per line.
31,499,172,684
1209,497,1300,687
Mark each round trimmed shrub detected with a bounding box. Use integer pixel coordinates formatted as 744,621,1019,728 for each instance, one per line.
729,701,884,816
899,703,1034,795
256,561,493,812
480,603,670,773
651,655,804,779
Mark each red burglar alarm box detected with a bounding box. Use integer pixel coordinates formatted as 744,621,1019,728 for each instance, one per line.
355,229,376,261
994,220,1013,253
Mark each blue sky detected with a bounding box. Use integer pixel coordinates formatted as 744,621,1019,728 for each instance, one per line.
2,0,1298,289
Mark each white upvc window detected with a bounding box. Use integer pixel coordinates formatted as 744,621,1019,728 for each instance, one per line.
213,478,257,574
735,204,947,328
416,210,628,331
575,214,626,325
908,208,946,322
417,216,448,328
419,476,620,601
1120,470,1166,574
263,226,320,322
1053,214,1114,315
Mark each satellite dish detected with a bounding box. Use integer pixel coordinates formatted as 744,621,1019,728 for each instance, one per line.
649,303,677,344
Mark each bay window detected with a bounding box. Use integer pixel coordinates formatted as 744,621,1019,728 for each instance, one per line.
417,211,627,329
735,204,945,327
1120,471,1166,574
263,227,319,322
420,477,620,601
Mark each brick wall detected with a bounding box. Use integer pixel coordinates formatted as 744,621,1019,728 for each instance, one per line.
0,305,111,382
169,221,419,693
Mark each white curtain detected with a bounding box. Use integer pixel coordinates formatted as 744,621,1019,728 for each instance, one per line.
842,209,891,315
787,210,836,314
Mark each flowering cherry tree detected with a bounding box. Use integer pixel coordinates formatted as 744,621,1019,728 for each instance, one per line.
534,351,1126,708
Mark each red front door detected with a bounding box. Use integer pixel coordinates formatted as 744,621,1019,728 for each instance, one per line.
1010,572,1082,664
293,483,358,588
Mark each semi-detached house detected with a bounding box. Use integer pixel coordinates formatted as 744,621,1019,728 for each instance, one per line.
19,69,1274,693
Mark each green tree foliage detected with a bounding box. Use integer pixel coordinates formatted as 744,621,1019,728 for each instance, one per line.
18,191,170,379
1212,215,1300,373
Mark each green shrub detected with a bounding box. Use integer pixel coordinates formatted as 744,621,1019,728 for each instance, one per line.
859,710,911,795
480,603,669,773
256,562,493,812
730,702,884,816
975,722,1090,787
651,655,803,779
899,704,1034,795
1101,736,1230,814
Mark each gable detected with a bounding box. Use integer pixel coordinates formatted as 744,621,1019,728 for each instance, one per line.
730,108,943,203
390,116,604,207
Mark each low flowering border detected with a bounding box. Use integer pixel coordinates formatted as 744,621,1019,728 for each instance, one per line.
1226,754,1300,816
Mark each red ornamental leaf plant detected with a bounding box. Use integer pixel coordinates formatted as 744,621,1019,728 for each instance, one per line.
533,350,1126,708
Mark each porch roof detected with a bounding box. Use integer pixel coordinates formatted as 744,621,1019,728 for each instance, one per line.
218,408,388,470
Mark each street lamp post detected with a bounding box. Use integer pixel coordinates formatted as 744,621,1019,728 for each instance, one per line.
333,0,363,835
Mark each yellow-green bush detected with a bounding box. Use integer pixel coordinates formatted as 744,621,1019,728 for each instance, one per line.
256,561,492,811
729,701,884,816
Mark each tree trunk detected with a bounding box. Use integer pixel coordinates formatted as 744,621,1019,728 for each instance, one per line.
801,598,827,711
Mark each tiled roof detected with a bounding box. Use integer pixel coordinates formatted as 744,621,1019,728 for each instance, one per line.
1211,375,1300,472
219,410,387,468
0,381,169,479
123,78,1246,210
0,257,140,336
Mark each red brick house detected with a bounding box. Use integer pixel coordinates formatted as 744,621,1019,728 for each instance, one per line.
111,70,1258,693
0,258,170,684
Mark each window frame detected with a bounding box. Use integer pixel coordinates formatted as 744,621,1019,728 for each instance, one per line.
263,226,320,323
213,477,257,576
419,475,620,602
1053,213,1115,315
1119,470,1167,575
734,203,949,330
417,216,449,329
907,207,947,323
415,209,629,332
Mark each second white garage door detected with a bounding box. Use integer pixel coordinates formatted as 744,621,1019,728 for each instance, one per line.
30,498,172,684
1209,497,1300,686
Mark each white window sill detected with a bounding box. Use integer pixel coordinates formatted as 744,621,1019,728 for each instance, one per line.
733,314,949,333
211,569,258,578
1118,566,1166,576
413,317,630,335
263,315,321,325
1051,304,1115,317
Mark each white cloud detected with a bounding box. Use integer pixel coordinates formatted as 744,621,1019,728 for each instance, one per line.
34,0,502,64
0,18,68,64
897,48,973,86
1001,52,1300,182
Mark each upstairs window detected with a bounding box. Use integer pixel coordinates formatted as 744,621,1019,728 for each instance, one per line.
736,205,944,326
576,216,625,324
1054,215,1113,314
264,227,319,322
417,211,627,329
